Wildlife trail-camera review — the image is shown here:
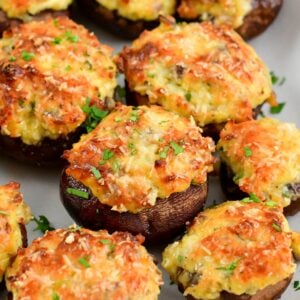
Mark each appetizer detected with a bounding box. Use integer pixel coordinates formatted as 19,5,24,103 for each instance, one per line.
177,0,283,39
0,17,116,165
77,0,176,39
162,200,299,300
0,0,73,35
0,182,31,282
117,17,275,140
217,118,300,207
60,104,215,243
6,228,163,299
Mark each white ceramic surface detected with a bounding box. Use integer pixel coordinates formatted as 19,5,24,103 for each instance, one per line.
0,1,299,299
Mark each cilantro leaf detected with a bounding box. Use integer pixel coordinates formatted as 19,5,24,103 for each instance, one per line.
32,215,55,234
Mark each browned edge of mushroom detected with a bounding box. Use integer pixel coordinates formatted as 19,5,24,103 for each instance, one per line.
0,127,84,166
0,9,70,37
125,81,264,142
76,0,162,40
182,274,292,299
236,0,283,40
60,167,208,244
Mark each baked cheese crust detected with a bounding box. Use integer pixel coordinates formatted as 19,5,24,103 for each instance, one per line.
96,0,176,21
0,17,116,145
64,104,215,213
162,201,296,299
177,0,252,28
0,0,72,19
0,182,31,282
217,118,300,207
6,228,162,299
117,18,273,127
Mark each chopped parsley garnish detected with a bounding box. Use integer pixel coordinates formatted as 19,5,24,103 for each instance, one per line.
241,193,260,203
65,65,71,71
82,98,108,132
52,291,60,300
66,188,89,199
100,239,115,251
265,201,277,207
159,146,169,159
115,85,126,100
21,50,35,61
112,160,119,173
115,117,122,123
64,30,79,43
91,166,101,179
78,257,91,268
170,141,184,155
32,215,55,234
270,102,285,114
9,56,16,62
129,110,139,122
101,149,114,162
270,71,286,86
216,260,239,275
272,222,282,232
53,37,62,45
294,280,300,291
243,146,252,157
128,143,137,155
185,92,192,102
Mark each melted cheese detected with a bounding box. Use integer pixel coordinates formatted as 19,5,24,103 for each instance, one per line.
177,0,252,28
0,0,72,19
0,17,116,145
6,228,162,299
162,201,296,299
217,118,300,207
64,104,215,213
0,182,31,282
96,0,176,21
117,18,273,127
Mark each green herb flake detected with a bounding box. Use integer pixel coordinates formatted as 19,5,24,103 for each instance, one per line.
21,50,35,61
129,110,139,122
66,188,89,199
32,215,55,234
52,291,60,300
170,141,184,155
64,30,79,43
128,143,137,155
294,280,300,291
185,92,192,102
112,160,119,173
272,222,282,232
9,56,16,62
241,193,260,204
78,257,91,268
159,146,169,159
270,102,285,114
216,260,239,276
115,117,122,123
100,239,115,251
103,149,114,161
233,173,243,182
270,71,286,86
265,201,277,207
53,37,62,45
65,65,71,71
91,167,101,179
243,146,252,157
147,73,155,78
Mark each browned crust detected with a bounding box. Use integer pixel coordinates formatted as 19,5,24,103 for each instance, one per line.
237,0,283,40
60,168,208,244
0,127,84,166
184,275,291,299
125,82,264,142
0,9,70,37
76,0,160,39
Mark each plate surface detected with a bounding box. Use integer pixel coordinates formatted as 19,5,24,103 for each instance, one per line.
0,1,299,299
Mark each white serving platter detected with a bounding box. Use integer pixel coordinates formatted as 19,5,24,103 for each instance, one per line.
0,1,299,299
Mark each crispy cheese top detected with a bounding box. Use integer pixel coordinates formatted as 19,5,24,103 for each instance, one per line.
177,0,252,28
0,17,116,145
6,228,162,300
117,19,273,127
64,105,215,213
0,182,31,282
96,0,176,21
162,201,296,299
0,0,72,19
218,118,300,207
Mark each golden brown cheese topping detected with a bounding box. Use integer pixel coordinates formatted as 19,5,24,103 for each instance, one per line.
0,182,31,282
64,104,215,213
0,17,116,145
162,201,296,300
177,0,252,28
96,0,176,21
6,228,163,300
217,118,300,207
0,0,72,19
117,18,273,127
